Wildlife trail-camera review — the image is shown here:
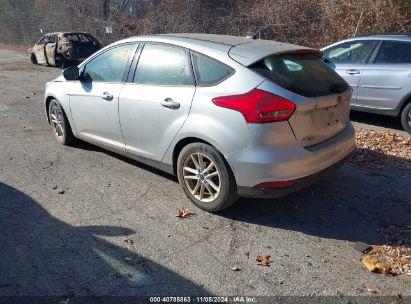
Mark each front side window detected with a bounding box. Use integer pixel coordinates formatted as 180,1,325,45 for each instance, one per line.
374,41,411,64
133,44,194,86
323,40,378,64
48,35,57,44
37,36,46,44
83,44,134,82
192,53,233,86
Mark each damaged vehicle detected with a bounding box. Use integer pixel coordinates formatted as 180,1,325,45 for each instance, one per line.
30,32,101,68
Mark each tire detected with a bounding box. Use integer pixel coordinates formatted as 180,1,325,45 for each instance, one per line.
177,143,238,212
400,102,411,134
48,99,75,145
30,53,37,65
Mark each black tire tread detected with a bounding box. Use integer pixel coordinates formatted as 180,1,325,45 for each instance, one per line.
400,102,411,134
48,99,75,145
177,143,238,212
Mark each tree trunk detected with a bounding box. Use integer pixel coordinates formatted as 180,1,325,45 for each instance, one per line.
102,0,110,21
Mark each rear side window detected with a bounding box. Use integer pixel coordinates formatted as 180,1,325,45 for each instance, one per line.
133,44,194,86
250,53,348,97
192,53,233,86
374,41,411,64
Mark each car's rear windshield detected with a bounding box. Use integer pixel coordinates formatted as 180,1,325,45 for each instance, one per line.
249,53,348,97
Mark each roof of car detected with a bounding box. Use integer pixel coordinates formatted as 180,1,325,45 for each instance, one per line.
45,32,93,36
121,33,319,66
354,32,411,38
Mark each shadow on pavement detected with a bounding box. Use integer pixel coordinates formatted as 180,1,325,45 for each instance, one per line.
350,110,404,132
73,140,178,182
0,182,209,296
59,137,410,248
221,150,411,247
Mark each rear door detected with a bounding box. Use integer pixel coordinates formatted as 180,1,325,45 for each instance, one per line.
322,40,379,104
69,43,136,150
119,43,196,161
357,40,411,110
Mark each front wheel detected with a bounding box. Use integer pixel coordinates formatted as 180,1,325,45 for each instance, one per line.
30,53,37,65
177,143,238,212
48,99,75,145
400,102,411,134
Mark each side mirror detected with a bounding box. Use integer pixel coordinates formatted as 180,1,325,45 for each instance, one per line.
63,66,79,81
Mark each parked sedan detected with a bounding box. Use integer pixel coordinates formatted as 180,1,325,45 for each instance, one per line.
44,34,355,212
322,33,411,134
30,32,101,68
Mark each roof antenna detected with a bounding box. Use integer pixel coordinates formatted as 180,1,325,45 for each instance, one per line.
354,0,368,36
251,11,274,39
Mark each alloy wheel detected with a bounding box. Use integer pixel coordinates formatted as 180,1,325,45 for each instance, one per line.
50,103,65,139
182,152,221,203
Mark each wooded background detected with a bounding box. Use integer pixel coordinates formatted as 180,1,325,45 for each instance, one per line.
0,0,410,48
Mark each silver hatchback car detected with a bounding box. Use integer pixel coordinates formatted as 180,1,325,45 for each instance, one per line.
44,34,355,212
322,33,411,134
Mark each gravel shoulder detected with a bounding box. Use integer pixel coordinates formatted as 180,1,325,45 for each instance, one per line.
0,48,410,297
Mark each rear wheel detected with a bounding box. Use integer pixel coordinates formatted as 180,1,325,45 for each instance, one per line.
177,143,238,212
400,102,411,134
48,99,75,145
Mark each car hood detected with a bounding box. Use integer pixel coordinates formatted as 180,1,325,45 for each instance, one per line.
51,75,65,82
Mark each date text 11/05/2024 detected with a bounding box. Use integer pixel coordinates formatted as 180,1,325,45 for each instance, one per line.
149,296,257,303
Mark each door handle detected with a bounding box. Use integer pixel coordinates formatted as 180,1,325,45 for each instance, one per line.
161,98,180,109
101,92,113,101
346,69,360,75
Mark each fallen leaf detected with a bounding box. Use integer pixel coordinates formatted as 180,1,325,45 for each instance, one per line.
123,237,134,245
362,255,390,276
369,245,411,276
367,288,379,294
351,128,411,169
175,207,192,218
256,255,272,266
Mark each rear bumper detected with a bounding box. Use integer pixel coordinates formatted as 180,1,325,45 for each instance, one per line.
237,152,352,198
225,122,355,194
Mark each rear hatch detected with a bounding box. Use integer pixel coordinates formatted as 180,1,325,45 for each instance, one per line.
246,50,351,147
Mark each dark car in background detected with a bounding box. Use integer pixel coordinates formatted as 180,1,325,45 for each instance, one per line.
29,32,101,68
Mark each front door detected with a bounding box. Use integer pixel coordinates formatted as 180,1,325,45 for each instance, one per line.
68,43,136,150
323,40,379,105
45,34,58,66
33,35,47,64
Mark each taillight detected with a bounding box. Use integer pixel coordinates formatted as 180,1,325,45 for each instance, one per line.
212,89,296,123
